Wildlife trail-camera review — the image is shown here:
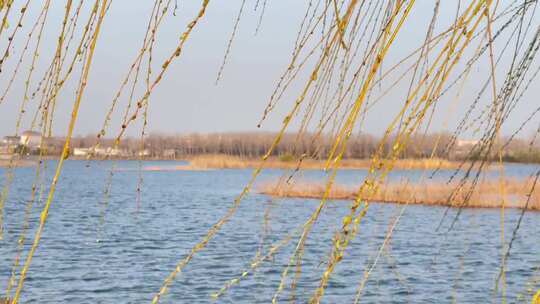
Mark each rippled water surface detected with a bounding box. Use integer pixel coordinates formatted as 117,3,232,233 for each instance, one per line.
0,161,539,303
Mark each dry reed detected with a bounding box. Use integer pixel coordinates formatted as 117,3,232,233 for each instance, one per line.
259,178,540,210
185,154,469,170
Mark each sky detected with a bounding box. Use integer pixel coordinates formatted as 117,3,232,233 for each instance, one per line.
0,1,539,140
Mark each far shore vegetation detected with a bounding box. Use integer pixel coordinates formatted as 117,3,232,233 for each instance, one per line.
182,154,466,170
2,132,540,169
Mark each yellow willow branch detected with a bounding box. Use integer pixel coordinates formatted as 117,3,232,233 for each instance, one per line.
533,289,540,303
152,1,360,303
310,1,423,302
11,0,110,302
317,1,489,302
114,0,210,142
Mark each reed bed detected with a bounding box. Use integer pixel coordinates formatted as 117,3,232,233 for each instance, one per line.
185,154,468,170
259,179,540,210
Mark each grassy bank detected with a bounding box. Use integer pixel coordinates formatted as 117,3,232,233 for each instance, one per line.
259,179,540,210
0,159,36,168
184,154,469,170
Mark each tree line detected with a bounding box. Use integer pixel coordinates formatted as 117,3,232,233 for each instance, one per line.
64,132,540,163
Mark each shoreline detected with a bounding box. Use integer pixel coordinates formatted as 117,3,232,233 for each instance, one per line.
167,155,484,171
0,159,37,168
2,154,533,171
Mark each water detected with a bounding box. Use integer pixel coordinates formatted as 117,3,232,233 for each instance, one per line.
0,160,539,303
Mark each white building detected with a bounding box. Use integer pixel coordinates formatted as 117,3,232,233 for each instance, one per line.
2,136,20,146
73,148,90,157
88,147,130,157
20,131,42,148
107,147,129,157
456,139,479,148
138,149,151,157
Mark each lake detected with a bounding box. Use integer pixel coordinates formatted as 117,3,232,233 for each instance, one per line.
0,160,539,303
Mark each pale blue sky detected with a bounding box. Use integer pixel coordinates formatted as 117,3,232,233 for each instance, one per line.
0,1,539,140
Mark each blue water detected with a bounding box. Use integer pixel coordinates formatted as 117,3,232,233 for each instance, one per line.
0,160,539,303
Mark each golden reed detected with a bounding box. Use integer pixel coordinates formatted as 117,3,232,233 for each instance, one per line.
259,179,540,210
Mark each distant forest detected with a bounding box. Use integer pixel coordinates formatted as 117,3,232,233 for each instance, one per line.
66,132,540,163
